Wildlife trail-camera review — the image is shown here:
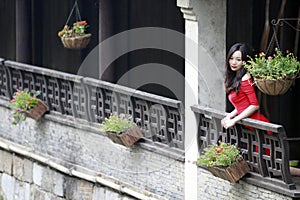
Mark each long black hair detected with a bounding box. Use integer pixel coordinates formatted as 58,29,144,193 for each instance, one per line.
224,43,254,94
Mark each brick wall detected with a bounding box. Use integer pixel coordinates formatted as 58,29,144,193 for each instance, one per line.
0,101,184,200
197,168,293,200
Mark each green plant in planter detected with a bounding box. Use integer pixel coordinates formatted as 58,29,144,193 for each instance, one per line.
196,142,250,183
9,89,40,125
101,114,143,147
58,20,89,38
196,142,241,167
244,48,300,80
100,114,134,134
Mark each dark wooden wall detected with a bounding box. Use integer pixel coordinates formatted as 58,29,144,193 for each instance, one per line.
32,0,99,74
100,0,185,100
0,0,184,100
0,0,16,60
0,0,99,74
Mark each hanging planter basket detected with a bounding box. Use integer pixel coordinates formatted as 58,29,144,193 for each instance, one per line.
206,158,250,183
58,0,91,50
245,24,300,95
254,77,293,95
26,99,48,121
60,33,91,50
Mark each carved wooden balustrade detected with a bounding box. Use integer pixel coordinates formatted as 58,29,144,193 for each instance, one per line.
191,105,299,192
0,59,184,151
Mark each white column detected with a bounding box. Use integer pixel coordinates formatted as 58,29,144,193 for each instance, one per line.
177,0,199,199
184,15,199,200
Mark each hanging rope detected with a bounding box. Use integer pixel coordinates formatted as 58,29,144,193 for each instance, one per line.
65,0,82,25
265,26,281,56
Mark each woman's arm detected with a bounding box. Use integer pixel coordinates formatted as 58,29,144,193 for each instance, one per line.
227,109,238,119
223,105,259,129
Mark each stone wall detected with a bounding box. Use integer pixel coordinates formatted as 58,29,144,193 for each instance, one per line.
0,100,184,200
0,149,140,200
197,168,293,200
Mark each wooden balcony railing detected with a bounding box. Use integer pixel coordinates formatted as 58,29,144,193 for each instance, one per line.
192,105,300,196
0,59,184,151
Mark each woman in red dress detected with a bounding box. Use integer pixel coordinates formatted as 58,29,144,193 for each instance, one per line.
221,43,300,176
221,43,270,129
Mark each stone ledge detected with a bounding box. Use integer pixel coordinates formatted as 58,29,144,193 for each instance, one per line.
244,173,300,198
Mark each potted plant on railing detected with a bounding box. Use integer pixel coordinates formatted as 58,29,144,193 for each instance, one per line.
58,20,91,50
100,114,143,147
195,142,250,183
9,89,48,125
244,48,300,95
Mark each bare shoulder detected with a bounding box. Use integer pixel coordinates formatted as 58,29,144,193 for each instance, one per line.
242,73,251,81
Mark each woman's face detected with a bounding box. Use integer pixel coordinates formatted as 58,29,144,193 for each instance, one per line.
229,50,243,71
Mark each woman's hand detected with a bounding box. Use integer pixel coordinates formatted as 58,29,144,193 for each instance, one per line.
221,115,231,127
221,111,236,128
222,118,237,129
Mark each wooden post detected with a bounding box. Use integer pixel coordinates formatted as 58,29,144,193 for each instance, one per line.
16,0,32,63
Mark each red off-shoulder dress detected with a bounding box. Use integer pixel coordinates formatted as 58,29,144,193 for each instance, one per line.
228,78,270,124
228,78,272,154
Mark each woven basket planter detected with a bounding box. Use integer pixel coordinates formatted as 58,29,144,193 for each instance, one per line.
26,99,48,121
206,158,250,183
106,124,143,147
60,33,91,50
254,77,293,95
